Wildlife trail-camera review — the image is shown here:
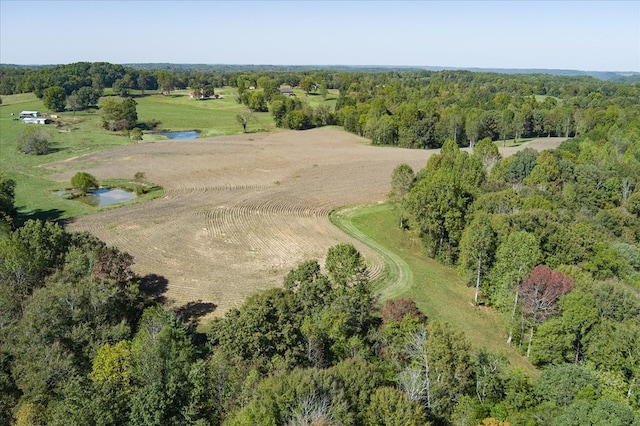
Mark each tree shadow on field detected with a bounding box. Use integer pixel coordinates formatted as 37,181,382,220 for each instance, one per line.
139,273,169,304
17,207,64,224
175,300,217,326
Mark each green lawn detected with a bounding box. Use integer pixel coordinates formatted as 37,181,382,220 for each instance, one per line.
290,88,339,109
331,203,537,376
0,89,276,221
134,88,276,138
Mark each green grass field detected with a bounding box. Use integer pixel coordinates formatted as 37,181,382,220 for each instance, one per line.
0,89,282,221
331,203,537,376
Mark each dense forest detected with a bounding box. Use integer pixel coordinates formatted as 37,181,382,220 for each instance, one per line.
1,62,640,424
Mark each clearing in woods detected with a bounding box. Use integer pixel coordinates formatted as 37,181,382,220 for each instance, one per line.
48,127,564,317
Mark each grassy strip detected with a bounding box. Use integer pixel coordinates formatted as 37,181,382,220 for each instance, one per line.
331,203,537,376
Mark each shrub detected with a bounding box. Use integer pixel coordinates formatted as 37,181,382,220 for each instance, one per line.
17,127,52,155
382,298,427,323
71,172,99,192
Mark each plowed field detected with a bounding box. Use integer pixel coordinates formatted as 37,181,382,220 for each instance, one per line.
47,128,564,316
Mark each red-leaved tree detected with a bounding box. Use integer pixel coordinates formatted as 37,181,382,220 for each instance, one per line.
517,265,575,357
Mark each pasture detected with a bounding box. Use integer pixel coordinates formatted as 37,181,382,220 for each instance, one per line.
0,89,278,219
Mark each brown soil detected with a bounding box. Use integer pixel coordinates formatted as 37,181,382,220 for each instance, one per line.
48,128,564,317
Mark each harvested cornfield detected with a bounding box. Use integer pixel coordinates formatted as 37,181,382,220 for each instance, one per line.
49,128,564,317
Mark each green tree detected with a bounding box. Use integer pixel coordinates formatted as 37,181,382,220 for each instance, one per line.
42,85,66,112
70,172,98,192
100,97,138,131
113,74,134,97
208,288,306,370
458,213,497,305
474,137,501,174
283,259,333,315
488,231,540,344
226,368,353,425
0,175,16,231
156,71,175,95
388,163,415,228
129,306,195,425
407,140,484,263
399,322,473,418
0,220,68,322
325,243,368,289
236,109,254,133
504,148,538,186
319,80,328,99
299,76,316,95
535,363,600,407
75,86,102,108
530,289,599,366
247,91,267,112
130,127,143,142
499,108,514,146
86,340,133,425
364,386,428,425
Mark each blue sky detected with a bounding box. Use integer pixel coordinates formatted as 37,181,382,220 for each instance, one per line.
1,1,639,72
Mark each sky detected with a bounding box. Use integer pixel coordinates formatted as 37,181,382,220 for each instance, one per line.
1,0,639,72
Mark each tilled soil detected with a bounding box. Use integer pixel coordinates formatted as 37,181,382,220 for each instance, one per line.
48,128,564,317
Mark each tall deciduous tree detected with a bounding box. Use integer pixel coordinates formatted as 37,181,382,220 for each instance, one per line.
42,86,66,112
388,163,415,228
517,265,575,357
488,231,540,344
364,386,428,425
129,306,195,425
325,243,368,290
473,137,501,175
0,175,16,231
100,97,137,131
399,322,473,417
458,213,497,305
407,140,484,264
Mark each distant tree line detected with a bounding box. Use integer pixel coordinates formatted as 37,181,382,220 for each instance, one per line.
3,62,639,148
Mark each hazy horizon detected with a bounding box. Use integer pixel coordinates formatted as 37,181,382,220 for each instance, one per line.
1,1,639,73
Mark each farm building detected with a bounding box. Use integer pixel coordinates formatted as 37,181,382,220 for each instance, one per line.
19,111,41,118
22,117,51,124
278,87,295,97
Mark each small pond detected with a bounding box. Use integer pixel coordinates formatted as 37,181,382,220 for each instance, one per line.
55,188,137,207
151,130,200,139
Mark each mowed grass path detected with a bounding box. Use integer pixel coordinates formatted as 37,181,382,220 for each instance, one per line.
332,203,537,375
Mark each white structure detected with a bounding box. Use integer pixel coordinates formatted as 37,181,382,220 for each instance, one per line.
22,117,49,124
19,111,40,118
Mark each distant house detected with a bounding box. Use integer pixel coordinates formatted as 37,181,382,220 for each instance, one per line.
278,87,295,97
19,111,40,119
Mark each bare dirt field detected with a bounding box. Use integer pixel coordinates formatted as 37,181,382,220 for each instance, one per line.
47,128,565,317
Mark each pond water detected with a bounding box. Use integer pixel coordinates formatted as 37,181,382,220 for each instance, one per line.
56,188,137,207
152,131,200,139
